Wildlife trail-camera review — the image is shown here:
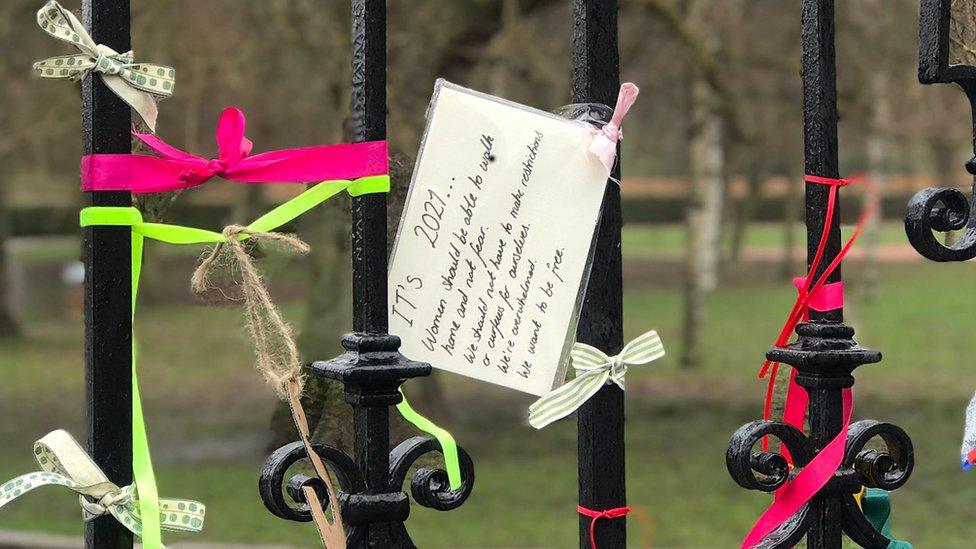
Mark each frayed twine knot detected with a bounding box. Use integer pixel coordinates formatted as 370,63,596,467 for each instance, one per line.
191,225,310,399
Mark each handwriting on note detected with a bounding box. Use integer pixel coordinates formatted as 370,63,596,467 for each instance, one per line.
389,80,610,396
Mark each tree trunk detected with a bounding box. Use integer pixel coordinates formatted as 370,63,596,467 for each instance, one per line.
681,15,725,367
862,69,890,301
728,157,762,264
781,168,801,280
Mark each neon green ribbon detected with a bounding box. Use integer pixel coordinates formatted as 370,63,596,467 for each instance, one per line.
396,389,462,489
80,176,461,547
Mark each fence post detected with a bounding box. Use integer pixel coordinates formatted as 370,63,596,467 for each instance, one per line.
571,1,625,547
726,1,914,547
905,0,976,261
81,1,133,549
259,2,474,545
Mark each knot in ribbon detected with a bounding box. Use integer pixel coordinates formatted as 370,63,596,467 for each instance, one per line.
79,485,133,519
528,330,664,429
80,106,389,194
578,505,631,549
179,159,229,186
588,83,640,172
0,430,204,542
33,1,174,131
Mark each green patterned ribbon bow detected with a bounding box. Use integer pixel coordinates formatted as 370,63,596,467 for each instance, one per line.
0,430,204,540
528,330,665,429
33,0,175,131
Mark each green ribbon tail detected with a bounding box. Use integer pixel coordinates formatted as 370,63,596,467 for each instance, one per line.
131,231,163,549
396,390,462,490
79,175,461,525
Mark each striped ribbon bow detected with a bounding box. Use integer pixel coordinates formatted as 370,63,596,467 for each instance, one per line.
33,1,175,131
0,431,204,541
528,331,665,429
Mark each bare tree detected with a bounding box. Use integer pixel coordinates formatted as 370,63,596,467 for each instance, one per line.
645,0,727,367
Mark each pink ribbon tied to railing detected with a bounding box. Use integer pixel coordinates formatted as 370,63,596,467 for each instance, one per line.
81,107,389,194
743,174,877,548
588,83,639,172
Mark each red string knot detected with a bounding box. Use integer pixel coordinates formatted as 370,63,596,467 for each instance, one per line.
578,505,631,549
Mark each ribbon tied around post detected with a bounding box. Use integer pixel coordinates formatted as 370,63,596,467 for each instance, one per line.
742,173,878,548
578,505,631,549
0,430,204,540
33,1,175,131
80,106,389,194
528,330,664,429
587,83,640,172
80,176,464,548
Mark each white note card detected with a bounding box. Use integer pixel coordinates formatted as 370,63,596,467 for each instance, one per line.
389,80,610,396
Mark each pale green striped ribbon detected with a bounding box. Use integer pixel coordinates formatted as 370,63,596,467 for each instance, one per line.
33,1,175,131
528,330,665,429
0,430,204,541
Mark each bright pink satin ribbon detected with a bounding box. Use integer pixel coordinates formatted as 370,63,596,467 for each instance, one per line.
745,173,877,548
741,388,853,548
81,107,389,194
588,83,639,172
793,278,843,313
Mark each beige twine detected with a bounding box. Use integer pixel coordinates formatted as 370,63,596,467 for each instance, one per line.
192,225,310,399
192,225,346,548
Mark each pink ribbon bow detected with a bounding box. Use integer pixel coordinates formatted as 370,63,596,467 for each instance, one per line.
81,107,389,194
588,83,639,172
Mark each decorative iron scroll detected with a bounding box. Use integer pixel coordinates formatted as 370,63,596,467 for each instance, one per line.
259,333,475,547
908,0,976,261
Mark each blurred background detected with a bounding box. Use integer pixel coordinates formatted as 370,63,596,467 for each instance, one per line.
2,0,976,546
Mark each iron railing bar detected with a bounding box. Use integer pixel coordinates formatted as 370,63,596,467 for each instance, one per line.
801,1,844,546
571,1,626,547
801,0,843,324
351,0,388,335
81,1,133,549
349,0,393,545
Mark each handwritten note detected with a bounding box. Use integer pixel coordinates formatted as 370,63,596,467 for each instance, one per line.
389,80,610,396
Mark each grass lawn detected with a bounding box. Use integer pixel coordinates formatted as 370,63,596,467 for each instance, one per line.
9,221,910,264
1,246,976,546
621,221,909,259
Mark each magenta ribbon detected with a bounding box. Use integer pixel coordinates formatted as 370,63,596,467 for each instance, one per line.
81,107,389,194
742,389,853,548
588,83,639,172
793,278,843,313
744,279,851,548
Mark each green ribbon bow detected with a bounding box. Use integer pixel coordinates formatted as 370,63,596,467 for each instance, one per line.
33,1,175,131
78,176,461,547
0,430,204,540
528,330,665,429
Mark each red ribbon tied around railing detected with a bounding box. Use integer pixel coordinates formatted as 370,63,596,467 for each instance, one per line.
743,173,878,548
578,505,630,549
80,107,389,194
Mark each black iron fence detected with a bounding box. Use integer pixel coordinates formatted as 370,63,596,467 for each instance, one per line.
73,0,949,548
